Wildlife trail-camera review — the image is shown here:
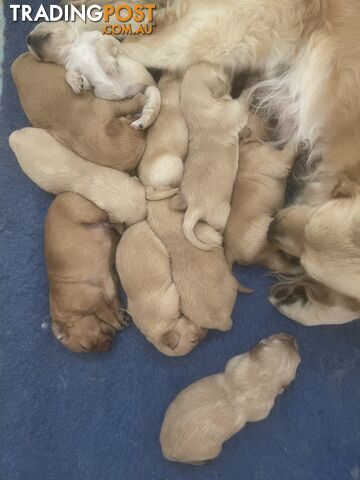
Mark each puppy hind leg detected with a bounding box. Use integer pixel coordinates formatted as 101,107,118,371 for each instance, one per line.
131,86,161,130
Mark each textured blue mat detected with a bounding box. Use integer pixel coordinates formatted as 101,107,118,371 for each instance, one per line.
0,3,359,479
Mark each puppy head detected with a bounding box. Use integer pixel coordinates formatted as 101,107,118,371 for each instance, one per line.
52,315,116,353
267,205,313,258
158,317,207,357
27,22,76,64
249,333,301,389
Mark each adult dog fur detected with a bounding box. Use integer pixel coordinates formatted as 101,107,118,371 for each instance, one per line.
46,193,126,352
116,221,206,356
160,333,300,464
117,0,360,178
12,53,145,172
9,128,147,228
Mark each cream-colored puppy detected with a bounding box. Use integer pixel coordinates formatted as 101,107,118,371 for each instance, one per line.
180,62,247,250
225,111,296,271
116,221,206,356
160,333,301,464
138,72,188,200
9,128,147,228
27,22,160,130
147,199,239,332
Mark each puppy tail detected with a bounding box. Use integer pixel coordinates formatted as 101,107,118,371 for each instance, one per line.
145,186,179,201
131,86,161,130
183,210,218,251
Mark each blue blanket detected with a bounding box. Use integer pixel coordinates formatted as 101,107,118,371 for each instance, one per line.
0,3,359,479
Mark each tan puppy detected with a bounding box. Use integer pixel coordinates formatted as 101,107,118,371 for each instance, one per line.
147,199,239,332
12,53,145,172
180,62,247,250
45,193,126,353
160,333,301,464
116,221,206,356
9,128,147,228
138,72,188,200
224,111,296,271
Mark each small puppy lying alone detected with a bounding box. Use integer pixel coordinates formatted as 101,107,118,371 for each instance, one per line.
225,110,296,271
46,193,126,352
27,22,161,130
9,128,147,229
179,62,248,250
147,199,240,332
138,72,188,200
161,333,301,464
12,53,145,172
116,221,206,356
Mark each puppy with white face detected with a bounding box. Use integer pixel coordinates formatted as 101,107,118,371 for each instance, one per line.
160,333,301,464
179,62,248,250
9,128,147,229
224,109,296,272
27,21,160,130
46,193,126,353
267,178,360,325
138,72,188,200
147,199,240,332
116,221,206,356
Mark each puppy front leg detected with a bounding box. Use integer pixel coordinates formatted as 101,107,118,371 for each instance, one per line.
96,37,120,75
66,70,91,94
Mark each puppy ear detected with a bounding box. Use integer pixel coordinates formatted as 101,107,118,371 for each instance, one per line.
105,118,124,137
161,330,180,351
332,177,359,199
170,193,187,211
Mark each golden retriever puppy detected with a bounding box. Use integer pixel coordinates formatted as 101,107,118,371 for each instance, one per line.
138,72,188,200
224,111,296,271
12,53,145,172
27,22,161,130
267,178,360,325
160,333,301,464
147,199,239,332
180,62,248,250
45,192,126,353
9,128,147,228
116,221,206,356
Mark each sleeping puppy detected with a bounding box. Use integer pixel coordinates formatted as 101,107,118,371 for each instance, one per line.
9,128,147,228
224,110,296,271
12,53,145,172
138,72,188,200
160,333,301,464
45,193,126,353
267,177,360,325
179,62,248,250
27,22,161,130
116,221,206,356
147,199,240,332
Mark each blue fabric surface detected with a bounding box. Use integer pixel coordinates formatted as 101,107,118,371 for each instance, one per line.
0,3,359,479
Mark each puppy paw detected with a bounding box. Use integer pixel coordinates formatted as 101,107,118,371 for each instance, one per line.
131,119,144,130
66,71,86,95
269,284,308,308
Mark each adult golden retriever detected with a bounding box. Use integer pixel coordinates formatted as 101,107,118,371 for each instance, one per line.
115,0,360,177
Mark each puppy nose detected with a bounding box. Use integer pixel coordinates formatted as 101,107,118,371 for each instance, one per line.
267,218,279,242
26,34,33,45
